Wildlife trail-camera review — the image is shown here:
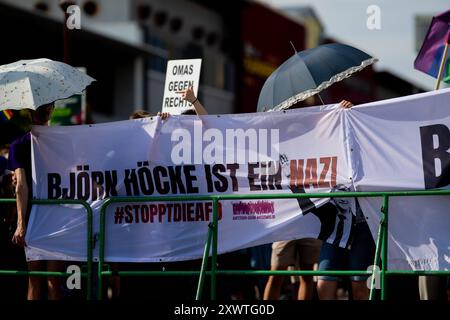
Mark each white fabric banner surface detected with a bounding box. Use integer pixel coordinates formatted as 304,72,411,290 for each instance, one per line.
26,88,450,270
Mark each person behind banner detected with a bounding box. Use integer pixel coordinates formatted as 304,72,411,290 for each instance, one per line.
316,102,376,300
262,100,354,301
264,238,322,300
177,88,260,299
129,110,170,120
8,103,65,300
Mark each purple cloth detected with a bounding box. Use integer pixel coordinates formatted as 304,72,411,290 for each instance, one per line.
0,156,7,176
414,10,450,82
8,132,32,190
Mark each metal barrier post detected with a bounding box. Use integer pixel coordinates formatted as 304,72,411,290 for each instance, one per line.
195,224,213,300
369,200,386,300
380,195,389,300
211,197,219,300
97,198,110,300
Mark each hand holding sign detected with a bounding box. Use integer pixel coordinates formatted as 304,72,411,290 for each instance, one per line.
176,86,208,115
177,86,197,104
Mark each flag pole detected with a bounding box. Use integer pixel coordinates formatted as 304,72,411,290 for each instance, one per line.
434,31,450,90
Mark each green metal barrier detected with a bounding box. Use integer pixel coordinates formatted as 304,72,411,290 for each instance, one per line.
97,190,450,301
0,198,93,300
4,191,448,300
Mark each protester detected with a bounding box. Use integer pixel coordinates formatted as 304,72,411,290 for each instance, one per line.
7,103,65,300
129,110,170,120
317,199,375,300
315,102,375,300
264,239,321,300
262,99,355,301
0,154,28,299
419,275,448,300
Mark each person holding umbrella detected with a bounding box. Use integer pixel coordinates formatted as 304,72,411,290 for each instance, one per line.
8,103,61,299
257,43,377,300
1,58,95,300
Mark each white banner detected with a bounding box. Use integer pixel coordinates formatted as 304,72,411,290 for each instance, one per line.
27,89,450,270
346,89,450,270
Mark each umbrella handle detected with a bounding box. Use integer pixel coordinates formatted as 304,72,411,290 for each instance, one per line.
317,93,326,105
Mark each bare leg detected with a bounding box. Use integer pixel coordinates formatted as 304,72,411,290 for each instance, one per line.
27,260,45,300
47,260,64,300
263,265,288,300
317,280,338,300
351,280,369,300
298,262,315,300
108,263,121,300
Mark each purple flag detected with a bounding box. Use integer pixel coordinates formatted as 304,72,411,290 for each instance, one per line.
414,10,450,83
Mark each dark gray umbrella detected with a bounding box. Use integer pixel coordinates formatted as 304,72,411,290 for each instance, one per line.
257,43,377,112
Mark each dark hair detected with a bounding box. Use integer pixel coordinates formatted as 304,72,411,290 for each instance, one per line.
129,110,152,119
181,108,196,115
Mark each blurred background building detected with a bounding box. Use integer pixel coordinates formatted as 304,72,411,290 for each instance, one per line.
0,0,306,124
0,0,438,133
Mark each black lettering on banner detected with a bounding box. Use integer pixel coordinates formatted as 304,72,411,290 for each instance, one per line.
213,164,228,192
76,171,90,201
48,173,62,199
141,205,150,223
227,163,239,191
158,204,166,223
125,205,133,223
258,161,282,190
184,165,199,193
168,166,186,194
154,166,170,194
63,172,76,199
173,203,181,222
187,203,194,221
91,171,105,200
248,162,261,191
182,203,187,221
150,204,157,223
49,168,118,201
260,162,268,190
137,165,155,195
195,203,205,221
124,169,140,196
420,124,450,188
105,170,118,197
267,161,283,190
204,165,214,192
167,203,173,222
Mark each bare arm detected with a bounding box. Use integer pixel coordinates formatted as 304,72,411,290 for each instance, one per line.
177,86,209,115
192,100,208,116
13,168,28,247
